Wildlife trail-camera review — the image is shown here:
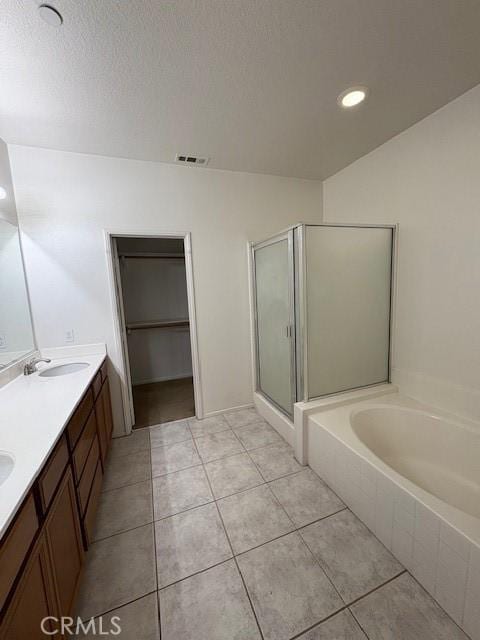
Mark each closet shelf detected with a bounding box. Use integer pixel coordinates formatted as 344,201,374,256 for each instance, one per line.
126,319,190,332
119,253,184,260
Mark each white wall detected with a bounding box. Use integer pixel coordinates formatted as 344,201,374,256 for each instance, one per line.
120,254,193,385
9,145,322,433
324,84,480,421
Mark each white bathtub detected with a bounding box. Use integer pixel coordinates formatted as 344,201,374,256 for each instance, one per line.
306,392,480,639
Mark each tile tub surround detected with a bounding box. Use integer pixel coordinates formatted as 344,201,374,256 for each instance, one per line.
74,411,469,640
0,346,106,539
306,392,480,639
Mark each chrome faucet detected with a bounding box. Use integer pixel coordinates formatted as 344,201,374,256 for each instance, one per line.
24,357,51,375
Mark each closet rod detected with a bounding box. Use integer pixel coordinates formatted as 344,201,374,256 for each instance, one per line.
127,319,190,332
119,252,185,260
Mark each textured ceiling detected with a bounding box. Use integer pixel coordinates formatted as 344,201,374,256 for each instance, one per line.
1,0,480,179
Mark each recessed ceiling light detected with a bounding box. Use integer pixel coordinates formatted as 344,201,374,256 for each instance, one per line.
38,4,63,27
337,87,368,108
0,187,6,200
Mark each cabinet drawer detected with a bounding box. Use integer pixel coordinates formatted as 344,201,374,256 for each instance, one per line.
67,389,93,450
0,494,39,612
82,462,103,546
72,410,97,483
92,370,102,400
38,434,69,513
100,359,108,382
78,436,100,515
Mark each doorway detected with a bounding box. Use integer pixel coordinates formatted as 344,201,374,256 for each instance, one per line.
109,233,202,432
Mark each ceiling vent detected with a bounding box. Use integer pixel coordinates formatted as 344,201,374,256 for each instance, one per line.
175,154,209,167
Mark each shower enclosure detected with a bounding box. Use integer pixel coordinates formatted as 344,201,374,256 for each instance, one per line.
251,223,395,419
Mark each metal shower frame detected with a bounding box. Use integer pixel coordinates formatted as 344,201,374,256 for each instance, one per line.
250,222,398,419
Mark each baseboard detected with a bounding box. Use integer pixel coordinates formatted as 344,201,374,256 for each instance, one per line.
203,402,254,418
132,373,193,386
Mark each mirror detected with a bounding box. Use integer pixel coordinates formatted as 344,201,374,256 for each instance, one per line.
0,219,35,368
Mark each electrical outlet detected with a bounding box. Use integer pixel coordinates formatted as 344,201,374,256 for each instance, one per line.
65,329,75,344
0,334,6,349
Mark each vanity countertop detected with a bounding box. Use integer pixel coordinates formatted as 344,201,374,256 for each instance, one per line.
0,349,106,539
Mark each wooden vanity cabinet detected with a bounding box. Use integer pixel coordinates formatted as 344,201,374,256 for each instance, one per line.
0,494,38,613
0,532,60,640
0,358,113,636
1,470,83,639
38,435,69,512
95,378,113,466
82,461,103,546
44,468,84,616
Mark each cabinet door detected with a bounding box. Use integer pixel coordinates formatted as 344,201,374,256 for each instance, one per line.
0,533,60,640
45,467,84,616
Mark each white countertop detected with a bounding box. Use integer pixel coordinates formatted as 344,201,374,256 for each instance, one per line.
0,346,106,539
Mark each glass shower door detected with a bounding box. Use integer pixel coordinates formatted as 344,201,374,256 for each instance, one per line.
253,231,295,416
304,225,393,398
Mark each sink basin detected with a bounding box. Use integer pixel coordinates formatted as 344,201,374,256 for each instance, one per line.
39,362,89,377
0,452,14,486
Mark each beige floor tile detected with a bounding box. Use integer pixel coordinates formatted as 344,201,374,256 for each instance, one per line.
300,509,403,602
234,421,282,451
150,420,192,448
188,415,230,438
223,408,263,429
159,560,261,640
195,429,244,463
351,573,470,640
237,532,342,640
249,441,303,481
152,465,213,519
75,593,159,639
151,439,201,477
269,468,344,527
155,503,232,588
102,449,151,492
93,480,153,541
218,484,294,554
297,610,367,639
75,525,156,620
204,452,264,499
109,428,150,459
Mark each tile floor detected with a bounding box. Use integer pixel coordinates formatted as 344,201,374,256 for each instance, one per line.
75,408,470,640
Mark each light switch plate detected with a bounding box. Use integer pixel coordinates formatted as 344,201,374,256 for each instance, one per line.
65,329,75,344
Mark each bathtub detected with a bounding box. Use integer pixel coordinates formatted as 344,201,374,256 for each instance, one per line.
306,392,480,638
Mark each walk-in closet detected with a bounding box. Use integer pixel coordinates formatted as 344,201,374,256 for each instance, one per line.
115,236,195,429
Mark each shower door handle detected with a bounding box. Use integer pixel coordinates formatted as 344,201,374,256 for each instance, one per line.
285,325,293,338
